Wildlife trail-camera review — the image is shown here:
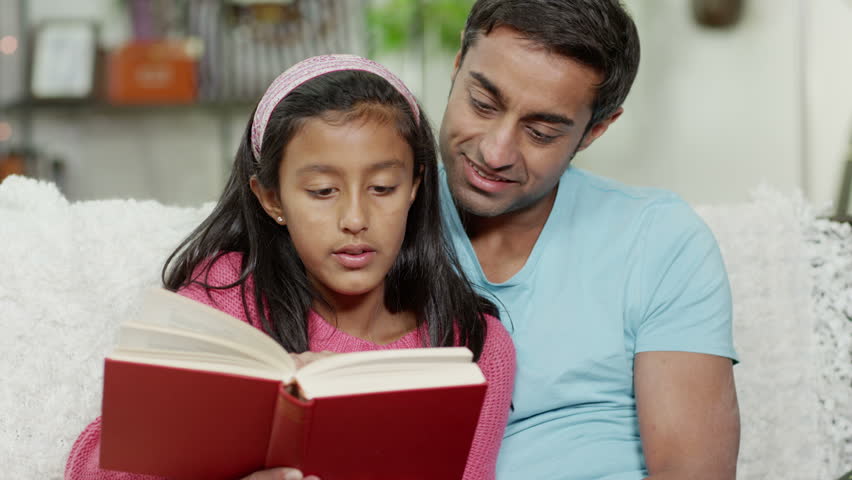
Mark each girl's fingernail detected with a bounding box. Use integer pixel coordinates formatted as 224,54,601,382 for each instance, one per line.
284,472,303,480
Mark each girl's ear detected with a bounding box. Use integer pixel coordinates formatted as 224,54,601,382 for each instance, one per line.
249,176,286,225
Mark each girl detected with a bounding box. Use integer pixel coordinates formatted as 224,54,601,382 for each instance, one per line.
65,55,515,480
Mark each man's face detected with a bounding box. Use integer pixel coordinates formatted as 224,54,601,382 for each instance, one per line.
439,26,614,218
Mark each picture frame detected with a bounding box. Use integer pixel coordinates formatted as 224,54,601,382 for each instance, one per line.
29,20,98,100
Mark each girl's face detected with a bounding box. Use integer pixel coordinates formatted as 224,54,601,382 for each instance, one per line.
258,115,419,299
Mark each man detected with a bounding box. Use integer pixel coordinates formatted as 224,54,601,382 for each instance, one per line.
437,1,740,479
252,2,739,480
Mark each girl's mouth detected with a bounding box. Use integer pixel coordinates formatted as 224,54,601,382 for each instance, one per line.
333,245,376,269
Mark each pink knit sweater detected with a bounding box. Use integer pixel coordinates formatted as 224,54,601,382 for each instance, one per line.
65,253,515,480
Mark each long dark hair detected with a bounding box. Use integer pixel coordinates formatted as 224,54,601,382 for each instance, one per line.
162,70,494,359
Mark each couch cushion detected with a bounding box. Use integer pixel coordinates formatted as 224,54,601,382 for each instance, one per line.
0,176,211,479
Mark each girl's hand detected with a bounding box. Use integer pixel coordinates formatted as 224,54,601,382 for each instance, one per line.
289,350,337,370
240,467,319,480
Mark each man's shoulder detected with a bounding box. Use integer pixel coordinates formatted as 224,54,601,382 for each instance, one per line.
557,168,714,251
563,167,699,223
565,167,680,205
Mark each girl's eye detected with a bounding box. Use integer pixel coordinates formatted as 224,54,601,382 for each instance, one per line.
526,126,558,144
308,188,336,198
370,185,397,195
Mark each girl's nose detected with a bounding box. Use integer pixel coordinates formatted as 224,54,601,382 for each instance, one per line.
339,193,368,235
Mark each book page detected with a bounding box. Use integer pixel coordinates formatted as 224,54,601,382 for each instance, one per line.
296,347,474,377
107,351,284,382
136,288,294,371
294,348,486,399
113,347,276,371
116,323,289,373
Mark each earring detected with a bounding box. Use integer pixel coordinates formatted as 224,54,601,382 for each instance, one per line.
276,216,284,223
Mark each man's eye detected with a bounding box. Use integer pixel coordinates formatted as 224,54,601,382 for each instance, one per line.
470,97,495,114
527,126,557,144
371,185,397,195
308,188,336,198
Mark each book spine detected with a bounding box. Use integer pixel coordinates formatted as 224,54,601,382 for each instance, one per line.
265,385,315,469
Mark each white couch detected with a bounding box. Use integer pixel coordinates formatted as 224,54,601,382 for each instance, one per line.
1,175,850,479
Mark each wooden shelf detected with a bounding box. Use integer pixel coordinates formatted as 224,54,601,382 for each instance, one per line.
0,99,256,114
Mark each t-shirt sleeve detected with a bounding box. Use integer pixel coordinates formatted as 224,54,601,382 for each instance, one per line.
463,314,516,480
633,200,738,362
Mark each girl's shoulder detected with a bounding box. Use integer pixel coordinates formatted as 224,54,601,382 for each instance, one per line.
480,313,515,358
178,251,258,326
475,313,516,383
483,313,509,337
199,252,243,276
192,251,245,285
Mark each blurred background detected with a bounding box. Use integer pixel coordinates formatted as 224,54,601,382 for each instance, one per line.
0,0,851,216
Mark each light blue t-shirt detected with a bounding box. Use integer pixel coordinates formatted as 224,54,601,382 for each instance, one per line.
440,166,738,480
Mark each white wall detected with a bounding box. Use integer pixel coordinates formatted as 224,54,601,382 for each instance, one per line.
575,0,851,207
805,0,852,209
30,111,231,204
573,0,808,205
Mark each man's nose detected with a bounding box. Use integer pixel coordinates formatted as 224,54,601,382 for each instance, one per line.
339,192,368,235
479,121,520,171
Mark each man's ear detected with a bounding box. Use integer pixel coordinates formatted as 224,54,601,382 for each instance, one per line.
452,48,462,79
409,165,424,206
451,30,467,81
577,107,624,152
249,176,286,225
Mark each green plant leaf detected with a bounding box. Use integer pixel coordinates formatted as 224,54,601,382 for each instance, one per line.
366,0,474,53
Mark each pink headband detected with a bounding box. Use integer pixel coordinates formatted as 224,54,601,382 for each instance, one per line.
251,54,421,163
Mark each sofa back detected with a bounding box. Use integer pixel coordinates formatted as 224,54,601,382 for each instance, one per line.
1,176,849,479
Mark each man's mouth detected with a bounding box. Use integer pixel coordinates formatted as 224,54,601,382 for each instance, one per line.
466,157,512,183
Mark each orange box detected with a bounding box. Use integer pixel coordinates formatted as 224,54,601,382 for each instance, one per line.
0,153,26,183
107,41,197,104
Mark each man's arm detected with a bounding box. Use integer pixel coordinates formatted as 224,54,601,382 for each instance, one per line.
635,351,740,480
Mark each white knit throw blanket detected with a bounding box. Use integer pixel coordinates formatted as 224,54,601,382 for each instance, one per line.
1,176,849,479
696,188,851,478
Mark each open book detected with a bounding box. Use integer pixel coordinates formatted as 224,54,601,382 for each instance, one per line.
100,288,487,480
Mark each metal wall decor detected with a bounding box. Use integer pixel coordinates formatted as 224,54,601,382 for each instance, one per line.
691,0,745,29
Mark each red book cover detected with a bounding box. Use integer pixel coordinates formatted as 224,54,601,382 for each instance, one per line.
100,358,486,480
266,383,485,479
100,359,281,479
